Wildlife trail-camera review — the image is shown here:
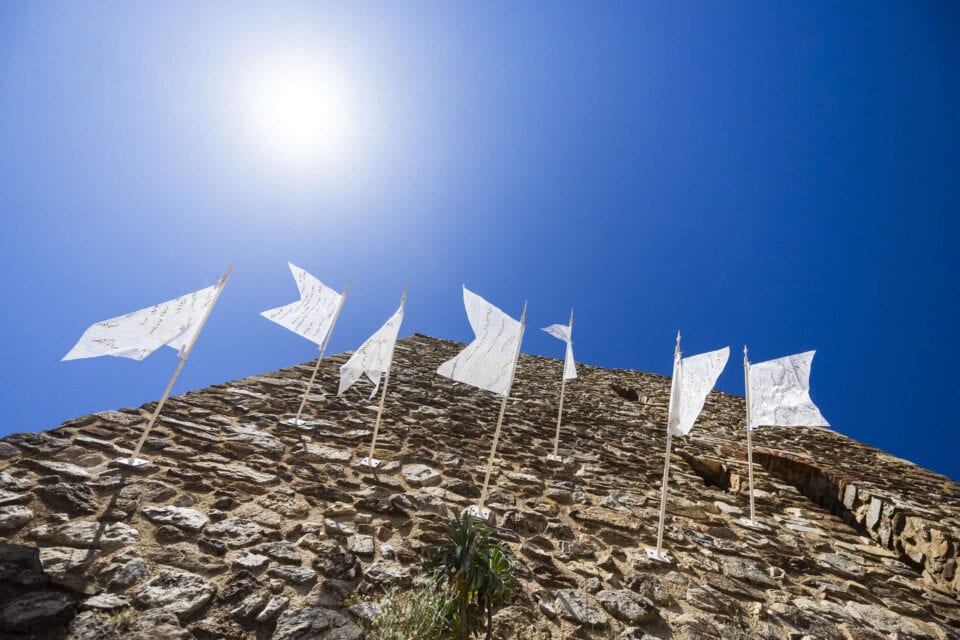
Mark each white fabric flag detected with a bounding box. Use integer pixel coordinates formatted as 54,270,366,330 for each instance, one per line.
543,323,577,380
338,305,404,398
748,351,829,429
260,263,342,346
437,286,523,397
667,347,730,437
63,282,222,361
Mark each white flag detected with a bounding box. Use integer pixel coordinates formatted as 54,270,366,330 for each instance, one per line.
667,347,730,437
338,305,404,398
437,286,523,397
543,323,577,380
63,282,223,362
748,351,828,429
261,263,342,346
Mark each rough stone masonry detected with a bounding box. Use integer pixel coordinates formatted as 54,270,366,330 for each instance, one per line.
0,334,957,639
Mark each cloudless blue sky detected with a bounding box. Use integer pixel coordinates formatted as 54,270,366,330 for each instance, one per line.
1,2,958,480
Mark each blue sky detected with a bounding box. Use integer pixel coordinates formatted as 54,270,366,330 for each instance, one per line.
1,2,957,480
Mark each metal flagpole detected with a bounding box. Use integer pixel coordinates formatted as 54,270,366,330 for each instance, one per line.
122,264,234,466
294,279,351,426
549,308,574,460
474,301,527,519
653,331,682,559
364,284,407,467
744,346,756,523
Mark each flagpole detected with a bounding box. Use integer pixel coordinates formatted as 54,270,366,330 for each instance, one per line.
654,331,682,557
294,279,351,426
744,346,756,523
550,308,574,459
476,301,527,516
125,264,233,465
366,284,407,464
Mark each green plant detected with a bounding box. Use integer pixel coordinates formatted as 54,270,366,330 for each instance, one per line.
427,511,518,640
363,578,455,640
722,609,757,640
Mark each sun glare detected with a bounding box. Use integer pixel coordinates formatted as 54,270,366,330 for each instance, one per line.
242,53,356,167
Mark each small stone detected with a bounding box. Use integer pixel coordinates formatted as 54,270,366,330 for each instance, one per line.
273,607,362,640
39,547,91,573
150,544,227,576
259,492,310,518
224,424,285,458
267,565,317,585
82,593,130,610
0,505,34,530
555,589,608,627
134,570,216,619
174,494,198,507
255,595,290,622
231,592,267,619
363,560,409,588
97,410,145,426
131,609,180,630
22,459,90,481
349,534,375,556
205,517,264,548
0,472,35,491
685,585,727,614
31,520,138,551
232,552,270,571
68,610,118,640
625,573,671,606
314,552,361,580
109,556,148,589
721,557,776,588
252,541,301,565
5,432,70,455
34,483,98,515
294,443,352,463
211,464,277,485
596,589,657,623
220,570,262,603
391,492,449,517
504,470,544,489
324,518,355,536
441,478,481,498
155,525,188,544
142,506,209,532
817,552,865,579
866,497,883,530
844,601,927,636
402,464,441,488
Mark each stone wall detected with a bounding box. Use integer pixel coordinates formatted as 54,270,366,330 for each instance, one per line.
0,333,958,639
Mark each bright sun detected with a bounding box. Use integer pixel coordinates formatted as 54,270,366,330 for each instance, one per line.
242,53,355,166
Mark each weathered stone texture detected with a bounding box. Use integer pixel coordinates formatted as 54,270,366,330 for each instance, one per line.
0,333,957,639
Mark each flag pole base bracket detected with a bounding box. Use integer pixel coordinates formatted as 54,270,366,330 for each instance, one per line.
644,548,672,564
114,457,150,468
465,505,491,521
546,454,563,464
733,518,772,533
359,457,382,468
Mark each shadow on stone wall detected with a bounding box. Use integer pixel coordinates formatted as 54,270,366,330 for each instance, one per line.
715,444,959,597
0,542,77,639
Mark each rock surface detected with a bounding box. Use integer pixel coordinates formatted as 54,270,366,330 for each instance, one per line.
0,333,957,639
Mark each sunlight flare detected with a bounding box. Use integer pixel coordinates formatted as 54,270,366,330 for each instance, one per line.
241,52,356,166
